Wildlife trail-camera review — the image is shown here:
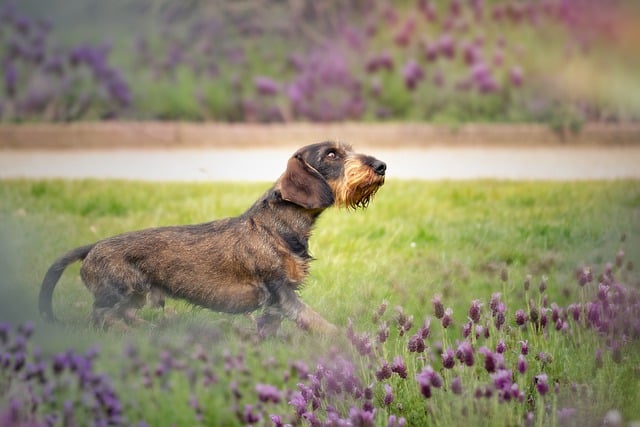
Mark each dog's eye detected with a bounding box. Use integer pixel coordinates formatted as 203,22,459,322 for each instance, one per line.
326,151,337,160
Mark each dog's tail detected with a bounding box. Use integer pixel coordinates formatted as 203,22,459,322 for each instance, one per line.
39,244,95,322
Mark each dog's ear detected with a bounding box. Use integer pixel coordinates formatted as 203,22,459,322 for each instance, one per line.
279,155,335,210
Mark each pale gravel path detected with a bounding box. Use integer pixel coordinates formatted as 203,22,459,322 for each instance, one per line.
1,146,639,181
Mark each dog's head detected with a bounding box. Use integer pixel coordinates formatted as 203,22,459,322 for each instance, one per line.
279,141,386,210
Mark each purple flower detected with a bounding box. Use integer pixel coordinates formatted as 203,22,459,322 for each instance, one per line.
478,347,504,373
539,276,548,293
535,373,549,395
418,317,431,339
416,366,443,390
451,376,463,395
383,384,394,406
391,356,407,379
4,61,17,97
270,414,284,427
256,383,282,403
456,341,475,367
509,66,524,87
491,369,512,391
349,406,376,427
402,59,424,91
423,41,439,62
365,52,395,73
437,33,456,58
442,348,455,369
469,299,482,323
515,309,529,326
441,308,453,329
387,415,406,427
517,354,528,374
407,333,426,353
496,339,506,354
432,295,444,319
520,340,529,355
576,266,593,286
376,360,393,381
243,404,261,424
255,76,280,96
289,392,307,416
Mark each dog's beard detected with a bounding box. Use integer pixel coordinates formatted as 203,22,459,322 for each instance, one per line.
332,158,385,209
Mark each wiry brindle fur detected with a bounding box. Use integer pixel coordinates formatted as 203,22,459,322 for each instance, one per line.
39,142,386,335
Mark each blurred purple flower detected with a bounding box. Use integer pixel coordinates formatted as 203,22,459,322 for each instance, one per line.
517,354,528,374
441,308,453,329
520,340,529,355
376,360,393,381
469,299,482,323
254,76,280,96
437,34,456,59
349,406,376,427
391,356,407,379
402,59,424,91
243,404,261,424
515,309,529,326
470,62,498,93
383,384,394,406
407,333,426,353
576,267,593,286
289,391,307,416
423,41,439,62
256,383,282,404
535,373,550,395
442,348,455,369
4,61,18,97
456,341,474,367
491,369,512,391
387,415,406,427
432,295,444,319
416,366,442,391
450,376,463,395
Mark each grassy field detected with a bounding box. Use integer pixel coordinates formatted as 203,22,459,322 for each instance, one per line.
1,179,639,426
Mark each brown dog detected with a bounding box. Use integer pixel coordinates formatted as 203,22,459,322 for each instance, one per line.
39,142,386,335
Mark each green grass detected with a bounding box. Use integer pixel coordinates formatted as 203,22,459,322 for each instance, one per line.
1,179,639,426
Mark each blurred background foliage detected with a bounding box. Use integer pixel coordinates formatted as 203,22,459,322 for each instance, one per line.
1,0,639,127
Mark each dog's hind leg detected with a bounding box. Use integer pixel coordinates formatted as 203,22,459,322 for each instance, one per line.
90,284,147,330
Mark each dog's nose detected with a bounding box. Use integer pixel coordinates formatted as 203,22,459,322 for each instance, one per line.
372,160,387,176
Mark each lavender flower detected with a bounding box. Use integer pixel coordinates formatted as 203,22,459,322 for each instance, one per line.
407,333,426,353
442,348,455,369
535,374,549,395
469,299,482,323
387,415,406,427
254,76,280,96
444,376,460,396
576,266,593,286
402,59,424,91
383,384,394,406
376,360,393,381
456,341,474,367
432,295,445,319
441,308,454,329
517,354,528,374
515,309,529,326
509,66,524,87
4,61,18,97
417,366,442,388
256,383,282,404
391,356,407,379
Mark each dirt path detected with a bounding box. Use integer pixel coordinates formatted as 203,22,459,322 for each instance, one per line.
1,146,639,181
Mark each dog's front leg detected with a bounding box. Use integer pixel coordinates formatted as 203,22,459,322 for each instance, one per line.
274,286,338,335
